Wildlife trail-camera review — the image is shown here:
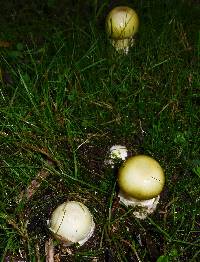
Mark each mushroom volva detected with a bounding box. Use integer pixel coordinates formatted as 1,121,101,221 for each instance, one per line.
49,201,95,246
105,6,139,54
118,155,165,219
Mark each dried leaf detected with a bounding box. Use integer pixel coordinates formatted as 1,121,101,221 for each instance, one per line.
0,40,11,48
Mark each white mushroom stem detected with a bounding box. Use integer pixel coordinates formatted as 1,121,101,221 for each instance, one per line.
119,191,160,219
110,37,135,55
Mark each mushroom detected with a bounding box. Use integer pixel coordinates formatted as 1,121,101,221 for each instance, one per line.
118,155,165,219
105,6,139,54
104,145,128,167
49,201,95,246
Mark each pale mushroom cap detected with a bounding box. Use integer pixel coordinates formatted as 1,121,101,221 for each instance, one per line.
110,145,128,160
118,155,165,200
106,6,139,39
49,201,95,245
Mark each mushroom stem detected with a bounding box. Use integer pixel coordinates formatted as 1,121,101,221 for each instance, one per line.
119,191,160,219
110,37,135,54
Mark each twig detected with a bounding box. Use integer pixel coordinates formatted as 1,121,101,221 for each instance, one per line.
45,238,54,262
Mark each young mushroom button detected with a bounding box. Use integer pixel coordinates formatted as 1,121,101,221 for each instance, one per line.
105,6,139,54
118,155,165,219
49,201,95,246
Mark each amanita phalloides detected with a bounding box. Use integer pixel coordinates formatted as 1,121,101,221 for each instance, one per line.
49,201,95,246
105,145,129,167
105,6,139,54
118,155,165,219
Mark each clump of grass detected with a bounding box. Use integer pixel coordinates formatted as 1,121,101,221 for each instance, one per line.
0,0,200,261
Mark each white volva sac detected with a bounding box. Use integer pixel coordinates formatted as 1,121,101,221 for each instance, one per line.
49,201,95,246
105,6,139,54
119,191,160,219
118,155,165,219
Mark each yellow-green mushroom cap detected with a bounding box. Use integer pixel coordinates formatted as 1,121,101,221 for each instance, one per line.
106,6,139,40
118,155,165,200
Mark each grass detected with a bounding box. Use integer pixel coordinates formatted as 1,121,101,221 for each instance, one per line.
0,0,200,261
